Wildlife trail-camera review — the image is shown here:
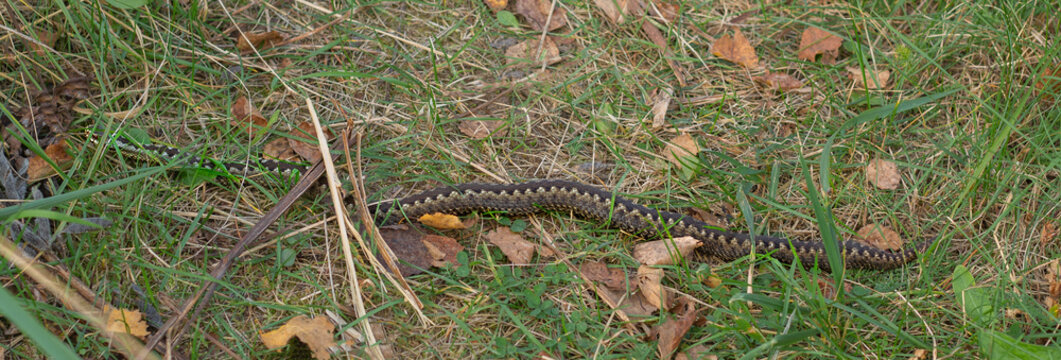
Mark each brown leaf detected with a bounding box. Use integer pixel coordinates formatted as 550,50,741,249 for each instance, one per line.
597,286,657,317
28,141,73,182
484,0,508,11
289,121,333,162
648,87,673,128
419,213,467,230
236,31,284,53
1035,67,1061,101
505,38,562,67
814,276,851,299
1042,222,1058,247
637,265,667,310
650,1,678,22
1046,259,1060,300
260,315,336,360
866,158,901,189
856,224,904,251
907,349,929,360
711,29,759,68
678,345,717,360
457,120,507,139
378,225,436,276
847,67,891,89
514,0,568,32
657,297,697,360
633,236,701,265
797,27,842,64
421,234,464,268
753,72,804,92
485,226,536,264
263,138,299,162
25,29,59,57
231,96,268,135
580,261,628,290
103,306,150,339
664,134,700,171
593,0,632,23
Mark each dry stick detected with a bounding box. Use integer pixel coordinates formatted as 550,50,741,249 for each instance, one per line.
138,153,333,359
0,236,159,359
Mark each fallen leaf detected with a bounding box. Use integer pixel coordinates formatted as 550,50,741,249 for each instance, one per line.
702,274,722,288
505,38,562,67
231,96,268,136
814,276,851,299
633,236,701,265
753,72,804,92
289,121,333,162
260,315,336,360
656,296,698,360
649,1,678,22
419,213,467,230
797,27,842,64
1035,67,1061,101
421,234,464,268
378,225,436,276
648,87,673,128
1046,259,1060,301
711,29,759,68
263,138,299,162
847,67,891,89
28,141,73,182
580,261,628,290
907,349,929,360
1004,308,1028,320
664,134,700,172
484,0,508,11
597,286,657,317
856,224,904,251
637,265,667,310
25,29,59,57
485,226,536,264
458,120,507,139
514,0,568,32
678,345,717,360
236,31,284,53
103,306,150,339
593,0,631,23
865,158,901,189
1042,222,1058,247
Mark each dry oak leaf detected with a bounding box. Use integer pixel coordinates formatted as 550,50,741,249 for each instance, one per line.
421,234,464,268
458,119,507,139
28,141,73,182
856,224,904,251
656,296,698,360
637,265,668,310
236,31,284,53
103,306,150,339
484,0,507,11
514,0,568,32
231,96,268,136
419,213,467,230
797,27,842,64
580,260,628,291
648,87,673,128
485,226,537,264
866,158,901,189
847,66,891,89
260,315,336,360
505,38,562,67
634,236,701,265
753,71,804,92
593,0,632,24
711,29,759,68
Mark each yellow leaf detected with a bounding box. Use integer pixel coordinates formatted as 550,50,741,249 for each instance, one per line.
103,306,150,339
260,315,335,360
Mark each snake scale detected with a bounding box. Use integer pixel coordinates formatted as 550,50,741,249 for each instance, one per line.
101,133,929,271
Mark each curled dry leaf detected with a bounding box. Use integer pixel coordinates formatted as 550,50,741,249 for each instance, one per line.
236,31,284,53
485,226,536,264
484,0,507,11
656,296,698,360
421,234,464,268
866,158,901,189
797,27,842,64
419,213,467,230
505,38,562,67
637,265,667,310
856,224,904,251
753,72,804,92
847,67,891,89
514,0,568,32
458,119,507,139
27,141,73,182
593,0,632,24
710,29,759,68
260,315,336,360
1042,222,1058,247
103,306,150,339
231,96,268,136
633,236,701,265
648,87,673,128
580,261,628,290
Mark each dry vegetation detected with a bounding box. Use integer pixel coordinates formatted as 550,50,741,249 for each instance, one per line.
1,0,1060,359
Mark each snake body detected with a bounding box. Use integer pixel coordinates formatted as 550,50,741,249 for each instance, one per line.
102,134,928,271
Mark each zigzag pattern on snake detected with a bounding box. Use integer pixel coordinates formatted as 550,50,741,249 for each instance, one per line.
99,133,931,271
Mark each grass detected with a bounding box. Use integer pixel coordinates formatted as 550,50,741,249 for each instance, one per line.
2,0,1060,358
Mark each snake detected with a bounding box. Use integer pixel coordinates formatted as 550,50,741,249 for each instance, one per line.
98,132,931,271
